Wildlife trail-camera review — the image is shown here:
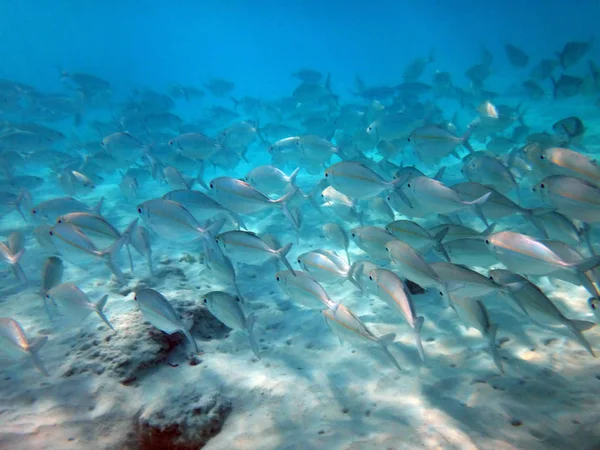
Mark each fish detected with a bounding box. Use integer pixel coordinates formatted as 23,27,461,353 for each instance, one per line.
403,50,435,82
368,268,425,362
134,288,198,353
551,75,583,98
322,303,402,373
49,219,137,283
0,241,26,285
200,244,243,300
0,318,48,376
533,175,600,223
202,291,259,359
129,225,153,276
275,270,339,310
556,39,593,68
385,220,450,261
505,43,529,67
162,189,245,230
322,222,351,264
408,125,474,165
537,147,600,185
168,132,220,160
46,283,114,330
100,132,147,164
31,196,103,222
137,198,224,245
245,166,300,195
490,269,595,356
217,230,296,275
399,175,490,222
450,296,504,374
324,161,402,199
208,177,299,229
484,230,600,277
350,226,395,260
297,250,355,286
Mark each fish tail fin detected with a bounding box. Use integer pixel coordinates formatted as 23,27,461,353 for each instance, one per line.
246,313,261,360
465,191,491,206
195,160,208,190
487,323,504,374
14,189,30,222
461,127,475,154
28,336,49,376
102,218,138,284
228,211,247,230
433,166,446,181
524,208,549,238
93,196,105,216
415,316,425,362
289,167,300,188
432,226,451,262
276,187,301,231
378,333,403,373
93,294,115,331
275,242,296,276
568,319,596,357
573,255,600,273
183,328,199,353
204,218,226,240
301,188,323,215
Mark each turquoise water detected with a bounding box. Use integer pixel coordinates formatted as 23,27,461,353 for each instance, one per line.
0,2,600,449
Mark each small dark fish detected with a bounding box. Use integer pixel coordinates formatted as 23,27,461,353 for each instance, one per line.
530,58,558,80
522,80,545,100
505,43,529,68
551,75,583,98
293,69,322,83
552,116,585,140
556,39,594,68
465,64,491,84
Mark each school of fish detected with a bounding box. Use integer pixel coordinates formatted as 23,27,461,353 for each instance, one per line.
2,38,600,377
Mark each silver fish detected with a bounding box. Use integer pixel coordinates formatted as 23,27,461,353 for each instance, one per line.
203,291,259,359
134,288,198,353
0,318,48,376
46,283,114,330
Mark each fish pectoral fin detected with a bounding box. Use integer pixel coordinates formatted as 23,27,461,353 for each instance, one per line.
379,333,396,346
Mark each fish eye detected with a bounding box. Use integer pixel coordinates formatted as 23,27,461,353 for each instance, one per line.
168,140,174,146
351,232,355,237
385,247,389,251
592,301,597,310
407,137,411,142
49,231,53,236
439,291,443,297
235,297,240,303
485,239,489,244
134,295,137,301
46,294,50,298
324,172,328,177
532,187,536,192
540,183,545,189
57,219,62,223
100,141,105,147
209,183,214,189
137,208,142,213
276,276,280,281
407,183,411,188
540,155,545,160
203,298,207,303
369,275,373,280
32,209,37,214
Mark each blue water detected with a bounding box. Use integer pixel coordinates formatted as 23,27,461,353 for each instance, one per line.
1,2,600,449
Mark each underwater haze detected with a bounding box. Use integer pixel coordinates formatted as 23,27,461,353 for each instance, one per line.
1,1,600,449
